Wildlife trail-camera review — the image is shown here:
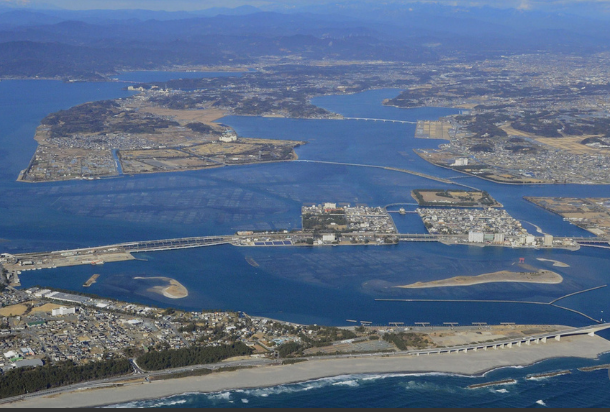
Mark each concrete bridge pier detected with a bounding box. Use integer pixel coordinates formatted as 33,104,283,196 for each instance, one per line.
517,341,522,347
526,340,531,345
507,342,513,348
542,337,547,343
534,338,540,344
555,335,561,342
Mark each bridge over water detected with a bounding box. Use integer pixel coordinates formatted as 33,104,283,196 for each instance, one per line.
341,117,417,124
118,236,232,253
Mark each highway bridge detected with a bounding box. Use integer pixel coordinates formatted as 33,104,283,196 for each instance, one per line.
118,236,232,253
342,117,417,124
398,234,446,242
400,323,610,356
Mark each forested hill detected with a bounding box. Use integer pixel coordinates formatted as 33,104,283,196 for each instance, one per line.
0,5,610,80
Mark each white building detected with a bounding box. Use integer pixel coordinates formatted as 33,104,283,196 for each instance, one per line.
468,231,485,243
544,234,554,247
525,235,536,245
52,307,76,316
322,234,336,242
33,289,52,298
452,158,469,166
323,203,337,210
493,233,505,243
219,132,238,143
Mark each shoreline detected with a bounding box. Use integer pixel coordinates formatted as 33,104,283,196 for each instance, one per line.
4,334,610,408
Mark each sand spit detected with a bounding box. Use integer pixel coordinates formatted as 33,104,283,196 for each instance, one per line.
4,334,610,408
134,276,189,299
398,270,563,289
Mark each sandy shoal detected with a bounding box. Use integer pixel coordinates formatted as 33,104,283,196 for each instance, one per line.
536,258,571,268
134,276,188,299
5,334,610,408
399,270,562,289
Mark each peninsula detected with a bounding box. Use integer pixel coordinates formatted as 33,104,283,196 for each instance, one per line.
18,98,304,182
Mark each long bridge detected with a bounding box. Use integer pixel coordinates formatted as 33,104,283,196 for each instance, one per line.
118,236,232,253
342,117,417,124
8,233,608,262
395,323,610,356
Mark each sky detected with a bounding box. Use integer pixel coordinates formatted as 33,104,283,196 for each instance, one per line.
2,0,610,12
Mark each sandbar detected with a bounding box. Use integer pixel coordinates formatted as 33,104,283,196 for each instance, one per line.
536,258,570,268
4,334,610,408
398,270,563,289
134,276,189,299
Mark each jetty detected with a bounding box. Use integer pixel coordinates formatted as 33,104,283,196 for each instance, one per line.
467,379,516,389
526,370,571,380
83,274,100,288
578,364,610,372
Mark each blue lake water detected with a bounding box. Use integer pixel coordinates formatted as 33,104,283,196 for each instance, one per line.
1,77,610,407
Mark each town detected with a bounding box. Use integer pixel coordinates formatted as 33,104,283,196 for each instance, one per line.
417,207,573,248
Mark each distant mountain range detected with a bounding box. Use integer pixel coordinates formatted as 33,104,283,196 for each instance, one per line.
0,3,609,79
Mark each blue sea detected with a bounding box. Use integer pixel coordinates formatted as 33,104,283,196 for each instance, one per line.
1,74,610,407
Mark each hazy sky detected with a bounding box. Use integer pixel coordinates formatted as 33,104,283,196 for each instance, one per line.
2,0,610,11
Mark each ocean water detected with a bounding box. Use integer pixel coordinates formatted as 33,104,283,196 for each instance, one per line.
1,76,610,407
109,353,610,408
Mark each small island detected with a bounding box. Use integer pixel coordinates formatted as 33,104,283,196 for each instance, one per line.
397,269,563,289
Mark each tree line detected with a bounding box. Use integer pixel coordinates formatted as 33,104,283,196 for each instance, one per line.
0,358,131,399
136,342,252,371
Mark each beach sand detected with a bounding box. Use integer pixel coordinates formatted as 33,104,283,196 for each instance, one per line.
5,334,610,408
134,276,189,299
398,270,563,288
536,258,571,268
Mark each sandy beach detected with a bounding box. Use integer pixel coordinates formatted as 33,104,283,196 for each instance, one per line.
4,334,610,408
398,270,563,288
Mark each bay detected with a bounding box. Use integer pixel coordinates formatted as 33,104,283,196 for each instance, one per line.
1,76,610,407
